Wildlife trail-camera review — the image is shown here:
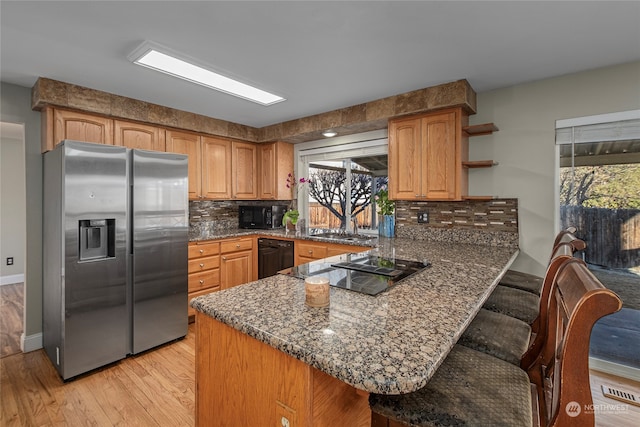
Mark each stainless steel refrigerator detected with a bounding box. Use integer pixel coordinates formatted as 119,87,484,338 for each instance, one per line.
43,140,188,380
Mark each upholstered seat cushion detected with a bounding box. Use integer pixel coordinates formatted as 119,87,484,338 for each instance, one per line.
458,308,532,365
499,269,543,296
483,285,539,325
369,345,532,427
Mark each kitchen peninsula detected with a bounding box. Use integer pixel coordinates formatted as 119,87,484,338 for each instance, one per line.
190,235,518,426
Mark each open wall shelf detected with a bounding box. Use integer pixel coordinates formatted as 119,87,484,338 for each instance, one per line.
463,123,499,136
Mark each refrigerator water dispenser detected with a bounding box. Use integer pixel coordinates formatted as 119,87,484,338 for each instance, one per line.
79,219,115,260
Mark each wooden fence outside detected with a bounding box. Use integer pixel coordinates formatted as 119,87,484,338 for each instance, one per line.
561,206,640,269
308,203,376,229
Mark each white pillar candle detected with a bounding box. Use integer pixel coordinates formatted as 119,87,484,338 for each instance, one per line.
305,276,330,308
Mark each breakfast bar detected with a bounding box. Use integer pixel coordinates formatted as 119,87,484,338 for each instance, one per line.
191,237,518,426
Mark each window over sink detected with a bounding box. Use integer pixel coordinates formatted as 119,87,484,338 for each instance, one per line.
295,130,388,235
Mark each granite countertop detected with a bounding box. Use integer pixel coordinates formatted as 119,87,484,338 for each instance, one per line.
190,237,518,395
189,227,379,247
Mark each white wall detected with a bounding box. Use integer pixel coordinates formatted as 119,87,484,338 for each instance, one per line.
469,60,640,276
0,129,26,284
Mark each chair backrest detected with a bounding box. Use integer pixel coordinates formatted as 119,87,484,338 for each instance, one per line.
532,258,622,427
521,236,587,369
549,226,582,263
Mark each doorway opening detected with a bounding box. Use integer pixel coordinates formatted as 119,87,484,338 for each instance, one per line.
0,121,26,358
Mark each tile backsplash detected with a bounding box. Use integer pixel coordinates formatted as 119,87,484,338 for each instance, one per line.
189,198,519,247
394,198,519,247
189,200,289,237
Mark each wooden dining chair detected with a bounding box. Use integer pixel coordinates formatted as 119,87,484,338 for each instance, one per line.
370,256,621,427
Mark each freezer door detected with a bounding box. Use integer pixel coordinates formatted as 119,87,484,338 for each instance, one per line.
61,141,129,379
131,150,188,354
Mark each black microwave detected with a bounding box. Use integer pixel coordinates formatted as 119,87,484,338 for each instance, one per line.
239,205,287,229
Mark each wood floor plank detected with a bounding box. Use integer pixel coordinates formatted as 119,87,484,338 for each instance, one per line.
590,369,640,427
1,319,637,427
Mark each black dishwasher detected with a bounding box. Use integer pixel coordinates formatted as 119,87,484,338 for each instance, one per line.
258,238,294,279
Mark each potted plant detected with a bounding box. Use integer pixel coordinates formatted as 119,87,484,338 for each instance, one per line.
375,188,395,237
283,173,308,231
282,209,299,231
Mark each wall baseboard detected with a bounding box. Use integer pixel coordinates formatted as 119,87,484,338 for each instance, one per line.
1,273,24,286
590,356,640,382
21,332,43,353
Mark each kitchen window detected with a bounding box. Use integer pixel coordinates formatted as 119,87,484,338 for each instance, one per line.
295,130,388,234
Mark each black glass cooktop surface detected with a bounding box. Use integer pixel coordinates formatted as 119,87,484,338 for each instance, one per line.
285,252,431,296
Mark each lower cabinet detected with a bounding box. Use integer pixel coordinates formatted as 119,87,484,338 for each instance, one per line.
188,241,221,318
220,236,256,290
295,241,368,266
189,236,368,318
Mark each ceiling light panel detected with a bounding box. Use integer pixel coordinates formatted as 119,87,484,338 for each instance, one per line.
128,41,285,106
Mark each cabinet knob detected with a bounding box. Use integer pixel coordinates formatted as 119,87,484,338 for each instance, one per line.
199,249,204,254
236,243,240,248
222,256,227,261
308,250,313,254
199,263,205,268
199,280,204,284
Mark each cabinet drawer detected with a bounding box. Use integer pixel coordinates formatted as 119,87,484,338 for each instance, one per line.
189,269,221,292
220,238,254,254
297,242,328,259
188,287,221,317
188,256,220,273
189,242,220,259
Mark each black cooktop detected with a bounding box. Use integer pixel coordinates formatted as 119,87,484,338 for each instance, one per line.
285,253,430,296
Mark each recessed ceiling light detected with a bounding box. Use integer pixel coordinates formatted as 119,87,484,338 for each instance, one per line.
322,130,338,137
128,41,285,106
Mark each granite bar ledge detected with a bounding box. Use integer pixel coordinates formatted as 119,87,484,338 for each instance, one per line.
190,237,519,395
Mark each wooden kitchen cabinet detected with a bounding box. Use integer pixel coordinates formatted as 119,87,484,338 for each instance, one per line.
220,236,256,289
114,119,165,151
42,107,114,152
201,136,232,199
232,141,258,199
166,129,202,200
258,141,294,200
188,241,221,318
388,108,468,201
295,240,368,266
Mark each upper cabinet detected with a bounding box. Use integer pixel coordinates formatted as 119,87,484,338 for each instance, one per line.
166,129,202,200
389,108,467,201
201,136,232,199
42,107,114,152
232,141,258,199
258,141,294,200
114,120,165,151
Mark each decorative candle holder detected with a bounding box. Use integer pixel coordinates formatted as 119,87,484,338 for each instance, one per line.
305,276,330,307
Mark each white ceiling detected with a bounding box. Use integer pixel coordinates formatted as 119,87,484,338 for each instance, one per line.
1,1,639,129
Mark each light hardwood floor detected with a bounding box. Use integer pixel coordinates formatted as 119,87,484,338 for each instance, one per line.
1,291,638,426
0,325,195,426
2,325,639,426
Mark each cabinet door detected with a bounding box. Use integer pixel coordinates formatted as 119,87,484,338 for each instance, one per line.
259,141,294,200
114,120,165,151
53,109,113,148
220,250,253,290
326,243,369,257
201,136,232,199
166,130,201,200
232,141,258,199
422,110,457,200
388,116,422,199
